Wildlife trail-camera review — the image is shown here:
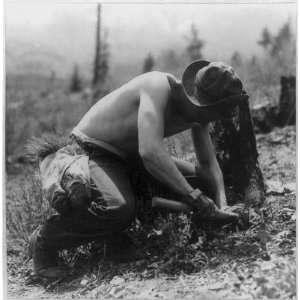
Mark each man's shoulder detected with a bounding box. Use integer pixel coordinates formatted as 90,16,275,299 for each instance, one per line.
143,71,169,84
136,71,171,95
146,71,180,85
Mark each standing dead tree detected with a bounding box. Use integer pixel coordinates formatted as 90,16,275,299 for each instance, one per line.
93,4,102,86
251,76,296,132
277,76,296,126
92,4,110,102
211,98,265,208
93,4,109,88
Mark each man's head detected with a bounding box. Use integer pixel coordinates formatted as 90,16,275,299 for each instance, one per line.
180,60,248,121
194,61,243,105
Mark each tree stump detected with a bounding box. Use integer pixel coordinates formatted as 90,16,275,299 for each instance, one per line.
277,76,296,127
210,98,265,208
251,101,278,133
245,76,295,134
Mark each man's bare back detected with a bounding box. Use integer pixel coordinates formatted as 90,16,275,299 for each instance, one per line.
76,71,193,155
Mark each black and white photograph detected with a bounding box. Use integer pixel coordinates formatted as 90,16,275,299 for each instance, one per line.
5,0,296,299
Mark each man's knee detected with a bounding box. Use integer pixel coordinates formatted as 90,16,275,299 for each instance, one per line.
173,157,197,176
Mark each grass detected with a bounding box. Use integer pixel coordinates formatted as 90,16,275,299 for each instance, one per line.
4,66,296,298
6,170,53,251
5,127,296,300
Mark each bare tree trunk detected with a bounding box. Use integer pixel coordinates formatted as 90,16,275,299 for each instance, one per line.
93,4,101,86
211,98,265,208
277,76,296,127
250,76,296,133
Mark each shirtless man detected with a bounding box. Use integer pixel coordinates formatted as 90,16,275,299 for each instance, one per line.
29,60,248,279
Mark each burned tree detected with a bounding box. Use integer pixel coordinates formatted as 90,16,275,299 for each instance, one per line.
211,98,265,208
93,4,102,86
93,4,109,88
277,76,296,126
251,76,296,132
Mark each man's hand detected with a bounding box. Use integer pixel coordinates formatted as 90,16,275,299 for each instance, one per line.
185,188,215,213
187,188,239,225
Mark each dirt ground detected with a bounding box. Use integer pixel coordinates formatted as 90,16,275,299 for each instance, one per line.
6,126,296,300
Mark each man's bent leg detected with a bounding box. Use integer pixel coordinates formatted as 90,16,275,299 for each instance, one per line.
29,211,109,279
88,157,135,227
152,196,192,213
30,155,137,278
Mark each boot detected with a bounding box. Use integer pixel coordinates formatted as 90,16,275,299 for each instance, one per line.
192,193,239,225
202,206,239,225
28,227,69,279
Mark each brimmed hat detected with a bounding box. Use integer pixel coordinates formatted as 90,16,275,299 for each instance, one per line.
181,60,248,116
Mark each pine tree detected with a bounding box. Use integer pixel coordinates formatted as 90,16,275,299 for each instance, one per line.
258,22,293,58
257,27,272,50
230,51,243,68
142,53,155,73
93,4,109,87
70,64,82,93
271,21,292,57
186,24,204,61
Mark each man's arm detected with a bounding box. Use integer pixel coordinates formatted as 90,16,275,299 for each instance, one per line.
191,124,227,208
138,76,194,199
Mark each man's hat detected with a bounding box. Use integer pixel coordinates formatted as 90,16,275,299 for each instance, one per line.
181,60,248,116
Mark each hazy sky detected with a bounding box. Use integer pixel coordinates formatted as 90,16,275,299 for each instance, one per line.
5,1,296,79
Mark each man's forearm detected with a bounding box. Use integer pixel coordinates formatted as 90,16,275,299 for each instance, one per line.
191,125,228,208
212,171,227,208
214,162,228,208
141,148,194,198
196,162,227,208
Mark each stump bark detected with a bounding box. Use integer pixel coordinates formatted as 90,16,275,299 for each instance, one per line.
210,98,265,207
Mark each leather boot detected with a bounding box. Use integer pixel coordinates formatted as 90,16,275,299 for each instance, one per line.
202,205,239,225
28,227,69,279
190,191,239,225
